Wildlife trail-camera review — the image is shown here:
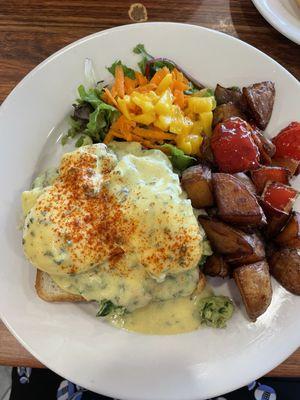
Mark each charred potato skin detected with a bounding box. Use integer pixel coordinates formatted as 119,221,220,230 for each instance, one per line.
268,248,300,295
233,172,256,195
198,216,254,256
226,233,266,266
233,261,272,321
212,173,265,227
203,254,230,278
181,165,214,208
274,212,300,249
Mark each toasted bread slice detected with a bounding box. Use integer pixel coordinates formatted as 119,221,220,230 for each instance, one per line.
35,270,85,302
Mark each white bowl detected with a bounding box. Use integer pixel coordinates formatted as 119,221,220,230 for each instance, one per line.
252,0,300,45
0,23,299,400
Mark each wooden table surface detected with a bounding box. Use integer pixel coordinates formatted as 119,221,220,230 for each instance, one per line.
0,0,299,376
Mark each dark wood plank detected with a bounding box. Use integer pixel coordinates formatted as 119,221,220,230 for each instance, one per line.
0,0,299,101
0,321,44,368
0,0,299,376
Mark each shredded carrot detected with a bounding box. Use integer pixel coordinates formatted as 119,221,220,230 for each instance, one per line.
134,83,157,93
104,88,119,108
173,89,187,109
173,68,189,85
111,85,117,98
135,71,148,86
172,80,189,92
113,65,125,98
150,67,170,85
130,134,161,149
103,129,116,144
113,115,136,132
124,76,137,95
133,127,175,141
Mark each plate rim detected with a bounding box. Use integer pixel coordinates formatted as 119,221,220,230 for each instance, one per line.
0,22,300,400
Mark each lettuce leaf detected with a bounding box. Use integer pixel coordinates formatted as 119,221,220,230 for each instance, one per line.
160,144,196,172
63,85,119,146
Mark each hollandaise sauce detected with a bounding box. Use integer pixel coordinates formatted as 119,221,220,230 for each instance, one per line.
22,142,209,335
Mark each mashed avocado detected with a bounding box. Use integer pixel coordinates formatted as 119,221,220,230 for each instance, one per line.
198,295,234,328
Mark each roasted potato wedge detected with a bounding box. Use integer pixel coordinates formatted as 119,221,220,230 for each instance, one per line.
261,203,290,237
213,103,246,127
233,260,272,321
212,173,265,226
272,157,300,177
198,216,254,255
203,254,230,278
233,172,256,195
251,166,290,194
274,212,300,248
243,81,275,130
251,128,276,165
181,165,214,208
214,84,247,109
268,248,300,295
226,233,265,266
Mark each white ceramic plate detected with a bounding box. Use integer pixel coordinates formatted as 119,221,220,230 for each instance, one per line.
252,0,300,44
0,23,299,400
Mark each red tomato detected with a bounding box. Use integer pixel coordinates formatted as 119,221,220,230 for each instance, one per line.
272,122,300,161
262,182,298,213
211,117,260,173
251,166,290,194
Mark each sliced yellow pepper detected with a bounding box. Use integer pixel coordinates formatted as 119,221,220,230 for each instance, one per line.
188,96,215,113
191,120,203,135
117,98,132,120
154,89,173,114
153,115,172,131
200,111,213,136
132,113,156,125
156,73,173,94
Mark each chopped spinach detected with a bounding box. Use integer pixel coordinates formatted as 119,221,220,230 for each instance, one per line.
96,299,126,317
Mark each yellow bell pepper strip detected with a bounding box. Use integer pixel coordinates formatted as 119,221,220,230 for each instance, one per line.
154,89,173,114
132,113,156,125
188,97,215,113
200,111,213,136
156,73,173,94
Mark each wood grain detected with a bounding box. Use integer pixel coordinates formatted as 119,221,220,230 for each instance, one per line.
0,0,299,377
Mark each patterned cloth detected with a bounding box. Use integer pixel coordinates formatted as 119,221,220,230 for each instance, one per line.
9,367,300,400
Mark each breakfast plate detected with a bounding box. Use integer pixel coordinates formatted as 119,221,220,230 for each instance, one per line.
0,23,299,400
252,0,300,45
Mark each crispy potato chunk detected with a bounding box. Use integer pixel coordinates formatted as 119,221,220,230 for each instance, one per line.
233,260,272,321
181,165,214,208
268,248,300,295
